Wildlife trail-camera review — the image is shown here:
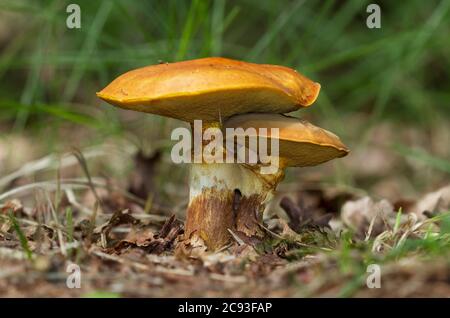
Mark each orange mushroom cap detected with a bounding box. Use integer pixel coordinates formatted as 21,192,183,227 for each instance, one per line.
224,113,349,167
96,57,320,122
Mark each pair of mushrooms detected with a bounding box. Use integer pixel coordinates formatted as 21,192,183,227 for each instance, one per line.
97,57,348,252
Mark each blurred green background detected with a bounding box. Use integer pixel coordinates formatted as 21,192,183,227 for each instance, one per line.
0,0,449,205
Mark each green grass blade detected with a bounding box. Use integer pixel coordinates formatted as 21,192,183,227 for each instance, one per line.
8,211,33,261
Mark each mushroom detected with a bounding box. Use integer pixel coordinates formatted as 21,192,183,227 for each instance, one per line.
183,113,349,250
97,57,332,252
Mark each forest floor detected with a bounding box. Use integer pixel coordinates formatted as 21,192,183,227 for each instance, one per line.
0,119,449,298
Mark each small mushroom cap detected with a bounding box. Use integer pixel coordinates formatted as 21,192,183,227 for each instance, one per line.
96,57,320,123
224,113,349,167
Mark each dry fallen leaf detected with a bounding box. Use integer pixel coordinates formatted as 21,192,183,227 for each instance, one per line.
111,214,183,255
412,185,450,219
0,199,24,215
279,196,333,232
112,228,155,252
341,196,394,237
175,233,208,259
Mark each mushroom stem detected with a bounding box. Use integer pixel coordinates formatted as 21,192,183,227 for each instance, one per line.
185,162,284,251
179,121,286,253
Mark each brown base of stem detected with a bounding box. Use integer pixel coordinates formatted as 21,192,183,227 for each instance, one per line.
183,188,265,251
